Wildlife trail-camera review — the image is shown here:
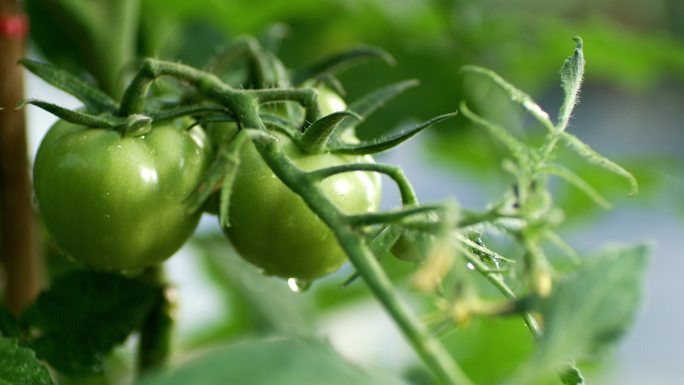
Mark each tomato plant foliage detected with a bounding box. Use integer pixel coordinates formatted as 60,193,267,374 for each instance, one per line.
4,31,650,385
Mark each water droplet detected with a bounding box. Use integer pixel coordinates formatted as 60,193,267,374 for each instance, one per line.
466,262,475,271
287,278,312,293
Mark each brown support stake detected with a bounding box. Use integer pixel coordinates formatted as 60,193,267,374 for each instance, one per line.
0,0,42,315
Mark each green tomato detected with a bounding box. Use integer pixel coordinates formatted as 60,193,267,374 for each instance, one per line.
33,119,212,270
316,85,347,116
223,131,381,281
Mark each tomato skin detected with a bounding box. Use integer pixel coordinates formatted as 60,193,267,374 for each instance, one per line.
316,86,347,117
223,131,381,281
33,119,212,270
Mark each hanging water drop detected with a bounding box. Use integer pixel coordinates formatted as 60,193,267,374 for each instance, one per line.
287,278,312,293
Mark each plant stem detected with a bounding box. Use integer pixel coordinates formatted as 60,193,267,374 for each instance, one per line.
0,0,43,315
250,130,473,385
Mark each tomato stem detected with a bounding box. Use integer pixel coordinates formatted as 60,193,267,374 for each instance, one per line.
308,162,418,204
248,130,473,385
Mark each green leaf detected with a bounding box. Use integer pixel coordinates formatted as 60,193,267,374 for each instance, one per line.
540,163,612,209
22,271,162,374
560,132,638,196
19,59,118,114
191,235,315,340
19,99,125,128
136,337,409,385
515,244,650,382
557,37,585,130
339,80,419,133
299,111,362,153
18,100,154,135
330,112,456,155
460,65,554,132
0,337,55,385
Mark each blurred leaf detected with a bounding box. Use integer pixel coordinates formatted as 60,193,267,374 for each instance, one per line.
560,132,638,196
540,163,611,209
340,79,420,134
137,337,408,385
26,0,140,97
460,101,533,166
460,65,553,132
187,235,314,347
513,244,650,382
554,156,676,221
22,271,162,374
0,337,55,385
440,317,534,385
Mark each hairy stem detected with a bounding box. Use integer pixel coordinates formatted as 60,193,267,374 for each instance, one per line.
250,130,472,385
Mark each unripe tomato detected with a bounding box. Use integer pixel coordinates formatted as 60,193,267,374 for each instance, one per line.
33,119,212,270
316,86,347,116
223,131,381,281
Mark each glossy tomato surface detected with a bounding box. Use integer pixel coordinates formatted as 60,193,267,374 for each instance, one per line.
33,119,212,270
223,131,381,281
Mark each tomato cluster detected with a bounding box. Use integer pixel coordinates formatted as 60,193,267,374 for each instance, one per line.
33,83,382,280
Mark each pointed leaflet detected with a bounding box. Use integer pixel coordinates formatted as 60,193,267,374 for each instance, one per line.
557,37,585,131
540,163,612,209
22,271,162,374
294,46,396,85
330,113,456,155
460,65,555,132
460,101,534,166
299,111,362,153
20,59,118,114
336,80,420,133
561,132,638,196
0,337,55,385
19,99,147,130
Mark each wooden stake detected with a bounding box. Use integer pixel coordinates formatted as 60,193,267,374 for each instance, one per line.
0,0,43,315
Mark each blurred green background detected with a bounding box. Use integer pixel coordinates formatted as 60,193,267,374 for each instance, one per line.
22,0,684,384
